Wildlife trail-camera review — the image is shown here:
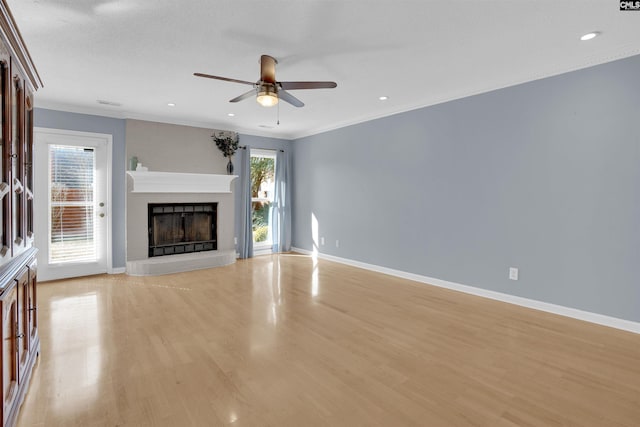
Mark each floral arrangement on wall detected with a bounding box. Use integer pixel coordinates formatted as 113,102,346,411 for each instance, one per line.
212,131,239,158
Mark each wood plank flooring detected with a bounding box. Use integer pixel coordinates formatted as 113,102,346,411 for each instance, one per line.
17,254,640,426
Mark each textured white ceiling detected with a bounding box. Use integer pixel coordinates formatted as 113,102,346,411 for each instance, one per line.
8,0,640,139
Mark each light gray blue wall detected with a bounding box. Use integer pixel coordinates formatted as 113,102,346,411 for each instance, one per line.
292,54,640,323
34,108,127,269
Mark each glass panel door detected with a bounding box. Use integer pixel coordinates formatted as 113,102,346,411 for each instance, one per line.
34,129,110,281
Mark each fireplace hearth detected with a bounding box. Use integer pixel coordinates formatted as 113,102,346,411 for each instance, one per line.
148,202,217,257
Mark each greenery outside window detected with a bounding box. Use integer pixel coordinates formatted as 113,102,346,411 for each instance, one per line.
250,149,276,247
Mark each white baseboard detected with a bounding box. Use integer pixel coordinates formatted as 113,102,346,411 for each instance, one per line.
108,267,126,274
291,247,640,335
253,247,274,256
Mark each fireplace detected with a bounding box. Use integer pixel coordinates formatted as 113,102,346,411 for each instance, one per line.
148,202,217,257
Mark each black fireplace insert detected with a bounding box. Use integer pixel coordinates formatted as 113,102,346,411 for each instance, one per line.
148,202,217,257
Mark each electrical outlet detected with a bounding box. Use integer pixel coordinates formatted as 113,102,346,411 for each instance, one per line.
336,240,340,248
234,237,238,245
509,267,519,281
320,237,325,245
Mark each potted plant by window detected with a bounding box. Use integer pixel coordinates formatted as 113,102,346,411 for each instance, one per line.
212,131,239,174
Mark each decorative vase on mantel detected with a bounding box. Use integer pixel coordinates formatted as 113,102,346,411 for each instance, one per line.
226,158,234,175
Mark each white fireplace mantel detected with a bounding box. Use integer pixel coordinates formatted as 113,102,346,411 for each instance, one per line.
127,171,238,193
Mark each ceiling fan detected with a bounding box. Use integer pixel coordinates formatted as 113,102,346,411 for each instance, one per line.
194,54,337,108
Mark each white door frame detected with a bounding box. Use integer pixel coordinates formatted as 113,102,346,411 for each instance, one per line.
34,127,113,280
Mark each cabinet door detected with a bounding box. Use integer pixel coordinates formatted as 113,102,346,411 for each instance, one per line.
1,286,18,424
27,259,37,347
15,268,29,383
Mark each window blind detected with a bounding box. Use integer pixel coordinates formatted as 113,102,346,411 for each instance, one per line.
49,145,98,263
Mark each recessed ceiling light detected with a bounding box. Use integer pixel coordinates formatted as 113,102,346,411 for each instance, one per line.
167,103,176,107
227,113,235,117
378,96,388,101
580,32,600,41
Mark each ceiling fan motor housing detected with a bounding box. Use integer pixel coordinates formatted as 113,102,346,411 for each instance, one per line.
260,55,278,83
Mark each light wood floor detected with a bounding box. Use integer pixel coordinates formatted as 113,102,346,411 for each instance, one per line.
17,254,640,426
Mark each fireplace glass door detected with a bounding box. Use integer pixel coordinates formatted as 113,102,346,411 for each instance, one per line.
148,203,217,257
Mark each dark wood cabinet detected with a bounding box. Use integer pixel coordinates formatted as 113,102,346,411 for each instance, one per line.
1,284,17,425
25,260,35,352
0,1,42,426
15,267,28,384
0,252,37,427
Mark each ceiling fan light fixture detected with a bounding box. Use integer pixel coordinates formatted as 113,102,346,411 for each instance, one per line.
257,87,278,107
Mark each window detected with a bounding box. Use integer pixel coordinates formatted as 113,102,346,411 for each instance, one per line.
250,149,276,247
48,145,97,263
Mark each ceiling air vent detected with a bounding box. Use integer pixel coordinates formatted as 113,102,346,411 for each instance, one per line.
97,99,122,107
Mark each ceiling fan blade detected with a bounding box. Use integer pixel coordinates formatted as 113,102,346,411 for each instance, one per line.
260,55,277,83
279,81,337,90
278,90,304,108
194,73,255,86
229,89,257,103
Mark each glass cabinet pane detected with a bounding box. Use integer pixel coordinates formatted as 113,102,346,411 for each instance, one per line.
0,61,6,250
12,77,23,244
26,94,33,237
